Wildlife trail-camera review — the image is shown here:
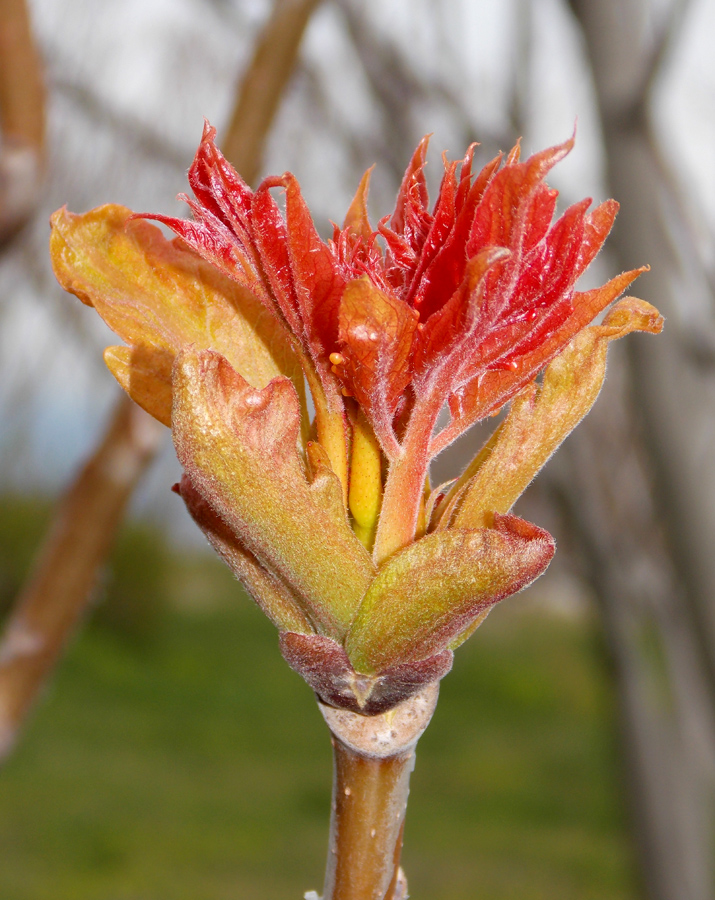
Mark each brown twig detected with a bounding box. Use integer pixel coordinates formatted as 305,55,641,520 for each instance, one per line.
0,0,45,243
315,685,439,900
221,0,324,184
0,398,163,760
637,0,694,107
0,0,44,149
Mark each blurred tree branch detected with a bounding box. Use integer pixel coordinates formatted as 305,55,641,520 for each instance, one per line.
637,0,693,109
0,0,45,243
570,0,715,699
0,0,324,764
222,0,324,184
551,356,715,900
52,73,190,170
336,0,504,180
560,1,715,898
0,400,163,760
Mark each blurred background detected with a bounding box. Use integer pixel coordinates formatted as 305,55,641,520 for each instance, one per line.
1,0,714,898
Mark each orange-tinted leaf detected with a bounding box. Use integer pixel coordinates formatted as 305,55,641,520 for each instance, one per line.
433,265,648,455
380,136,433,293
402,159,459,301
186,121,254,234
467,135,573,251
412,150,502,322
172,350,375,639
413,248,511,378
390,135,430,236
337,276,419,454
283,173,346,359
144,200,272,313
50,204,302,424
249,183,304,336
104,345,173,426
346,514,554,674
437,199,591,391
575,199,619,277
342,167,374,241
522,184,560,253
506,138,521,165
141,125,270,314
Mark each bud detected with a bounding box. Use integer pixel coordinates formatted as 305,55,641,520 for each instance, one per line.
50,124,662,714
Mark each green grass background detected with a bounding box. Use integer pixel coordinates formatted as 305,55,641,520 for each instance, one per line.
0,510,638,899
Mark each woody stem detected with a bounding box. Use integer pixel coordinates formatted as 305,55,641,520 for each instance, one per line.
317,684,439,900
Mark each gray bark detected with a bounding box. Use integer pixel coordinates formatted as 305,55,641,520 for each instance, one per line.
561,1,715,897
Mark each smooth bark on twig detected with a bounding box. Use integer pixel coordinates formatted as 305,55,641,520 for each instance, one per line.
325,745,411,900
221,0,323,185
0,398,163,761
0,0,44,149
0,0,45,242
315,684,439,900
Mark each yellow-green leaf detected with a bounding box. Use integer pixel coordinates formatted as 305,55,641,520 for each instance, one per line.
50,204,303,423
172,349,375,639
176,475,313,635
345,514,554,674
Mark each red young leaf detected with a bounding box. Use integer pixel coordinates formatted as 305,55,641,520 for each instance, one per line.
389,135,430,236
466,135,574,252
187,121,254,238
282,173,346,359
435,266,647,453
411,150,502,322
124,125,643,465
250,182,303,335
337,277,419,451
342,166,374,242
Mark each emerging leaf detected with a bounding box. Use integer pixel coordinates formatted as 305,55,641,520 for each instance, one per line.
436,266,648,453
50,204,302,425
338,277,419,451
176,475,313,635
346,515,554,674
172,349,375,639
442,297,665,529
49,126,662,714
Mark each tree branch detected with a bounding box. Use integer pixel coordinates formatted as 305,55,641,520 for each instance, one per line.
0,0,45,243
0,398,163,760
637,0,694,106
221,0,324,184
